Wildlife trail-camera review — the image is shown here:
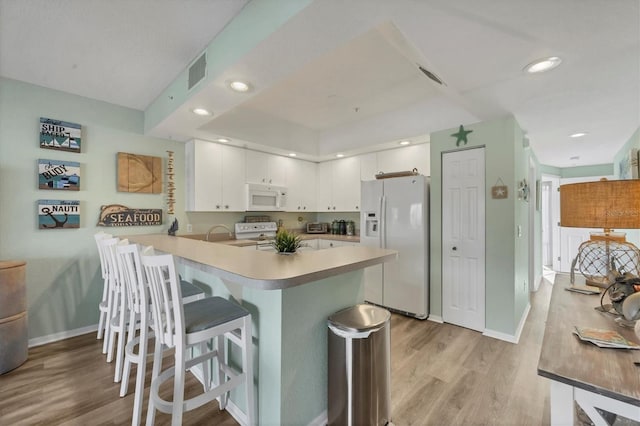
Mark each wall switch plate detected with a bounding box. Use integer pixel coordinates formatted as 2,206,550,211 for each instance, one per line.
187,224,192,233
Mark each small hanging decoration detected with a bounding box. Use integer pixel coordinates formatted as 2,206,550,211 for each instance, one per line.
166,150,175,215
491,178,508,199
518,179,530,202
451,124,473,146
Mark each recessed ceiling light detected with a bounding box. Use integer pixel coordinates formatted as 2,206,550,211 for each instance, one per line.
228,80,251,93
336,154,345,158
216,138,230,143
570,132,588,138
192,108,211,116
523,56,562,74
399,140,411,146
288,153,297,157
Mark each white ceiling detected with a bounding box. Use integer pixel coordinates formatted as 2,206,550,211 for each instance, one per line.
1,0,638,167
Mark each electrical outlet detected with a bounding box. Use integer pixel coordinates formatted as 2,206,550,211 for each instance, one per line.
187,224,192,233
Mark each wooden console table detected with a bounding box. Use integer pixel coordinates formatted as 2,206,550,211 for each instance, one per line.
538,273,640,425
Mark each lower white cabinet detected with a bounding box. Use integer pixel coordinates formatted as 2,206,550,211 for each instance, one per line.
298,239,318,251
318,239,359,249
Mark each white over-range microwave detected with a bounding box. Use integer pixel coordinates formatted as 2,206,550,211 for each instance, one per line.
246,183,287,211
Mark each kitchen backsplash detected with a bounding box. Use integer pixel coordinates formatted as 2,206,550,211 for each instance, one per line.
185,211,360,235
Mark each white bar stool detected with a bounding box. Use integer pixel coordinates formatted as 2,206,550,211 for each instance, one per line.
93,232,112,347
141,252,255,426
103,237,130,382
116,244,206,426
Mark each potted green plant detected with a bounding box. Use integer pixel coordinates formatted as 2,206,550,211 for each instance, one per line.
271,228,302,254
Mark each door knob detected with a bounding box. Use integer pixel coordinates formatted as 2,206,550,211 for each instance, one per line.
452,246,457,251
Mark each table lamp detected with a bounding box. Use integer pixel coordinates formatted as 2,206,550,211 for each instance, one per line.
560,178,640,288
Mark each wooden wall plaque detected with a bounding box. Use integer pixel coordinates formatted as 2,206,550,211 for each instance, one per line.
117,152,162,193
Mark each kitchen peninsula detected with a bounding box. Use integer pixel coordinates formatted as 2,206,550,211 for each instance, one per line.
126,233,397,425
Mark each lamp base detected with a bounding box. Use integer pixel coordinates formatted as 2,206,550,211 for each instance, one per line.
589,230,626,243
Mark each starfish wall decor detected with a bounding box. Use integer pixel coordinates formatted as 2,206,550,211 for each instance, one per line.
451,125,473,146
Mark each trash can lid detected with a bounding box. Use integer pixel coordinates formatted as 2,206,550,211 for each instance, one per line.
328,304,390,333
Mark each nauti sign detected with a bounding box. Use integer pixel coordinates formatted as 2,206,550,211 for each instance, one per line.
97,204,162,227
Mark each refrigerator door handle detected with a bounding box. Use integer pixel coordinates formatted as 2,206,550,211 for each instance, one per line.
380,195,386,248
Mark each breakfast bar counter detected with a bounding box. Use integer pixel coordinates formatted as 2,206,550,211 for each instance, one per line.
126,233,397,425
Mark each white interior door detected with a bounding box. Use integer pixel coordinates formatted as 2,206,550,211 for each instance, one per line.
442,148,486,332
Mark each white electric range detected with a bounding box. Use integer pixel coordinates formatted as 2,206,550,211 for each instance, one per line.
234,221,278,251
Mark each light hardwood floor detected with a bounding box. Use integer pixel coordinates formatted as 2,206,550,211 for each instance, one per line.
0,277,553,425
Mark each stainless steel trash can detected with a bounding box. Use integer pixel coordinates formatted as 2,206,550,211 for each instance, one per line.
328,304,391,426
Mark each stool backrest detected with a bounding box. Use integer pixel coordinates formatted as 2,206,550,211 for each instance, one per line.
140,252,183,349
101,237,128,293
115,243,146,316
94,232,112,279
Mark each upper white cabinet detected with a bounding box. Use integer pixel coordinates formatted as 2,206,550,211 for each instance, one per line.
317,156,361,212
286,159,317,212
185,140,246,211
376,144,430,177
245,151,288,186
358,153,378,181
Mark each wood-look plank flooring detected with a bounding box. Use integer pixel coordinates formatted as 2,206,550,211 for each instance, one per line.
0,277,553,425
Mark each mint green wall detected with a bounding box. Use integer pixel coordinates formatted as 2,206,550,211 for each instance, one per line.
430,115,532,337
613,127,640,179
613,126,640,245
145,0,313,133
0,78,185,341
539,163,614,178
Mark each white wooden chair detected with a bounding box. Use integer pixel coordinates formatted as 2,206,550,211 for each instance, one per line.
116,243,206,426
93,231,112,349
141,251,255,426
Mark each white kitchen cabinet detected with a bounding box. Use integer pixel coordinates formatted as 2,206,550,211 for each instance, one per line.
185,140,246,211
318,239,359,249
286,159,317,212
298,239,318,251
376,144,430,176
359,153,378,181
316,157,361,212
245,150,288,186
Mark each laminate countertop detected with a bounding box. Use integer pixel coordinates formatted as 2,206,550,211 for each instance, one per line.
125,233,396,291
537,273,640,406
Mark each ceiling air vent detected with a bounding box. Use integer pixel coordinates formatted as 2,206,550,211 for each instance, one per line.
418,65,445,86
188,52,207,91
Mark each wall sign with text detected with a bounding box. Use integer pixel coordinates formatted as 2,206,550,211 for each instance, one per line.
38,159,80,191
97,204,162,227
39,117,81,153
38,200,80,229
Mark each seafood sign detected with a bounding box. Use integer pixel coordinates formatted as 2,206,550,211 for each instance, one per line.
39,117,81,153
38,200,80,229
97,204,162,227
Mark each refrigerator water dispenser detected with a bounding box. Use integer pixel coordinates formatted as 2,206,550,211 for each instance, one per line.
365,212,378,237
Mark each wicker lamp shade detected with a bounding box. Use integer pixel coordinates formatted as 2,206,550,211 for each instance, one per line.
560,178,640,288
560,179,640,230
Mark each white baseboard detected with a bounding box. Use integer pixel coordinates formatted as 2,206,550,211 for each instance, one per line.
308,410,328,426
482,302,531,344
28,324,98,348
427,314,443,323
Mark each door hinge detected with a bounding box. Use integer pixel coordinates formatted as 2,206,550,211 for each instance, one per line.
557,256,561,261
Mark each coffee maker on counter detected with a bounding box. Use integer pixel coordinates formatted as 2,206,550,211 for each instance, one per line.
331,220,355,235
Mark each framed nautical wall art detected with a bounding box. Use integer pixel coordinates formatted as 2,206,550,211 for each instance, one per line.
39,117,81,153
38,159,80,191
38,199,80,229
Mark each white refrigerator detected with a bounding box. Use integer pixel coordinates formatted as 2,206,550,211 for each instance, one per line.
360,175,429,319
